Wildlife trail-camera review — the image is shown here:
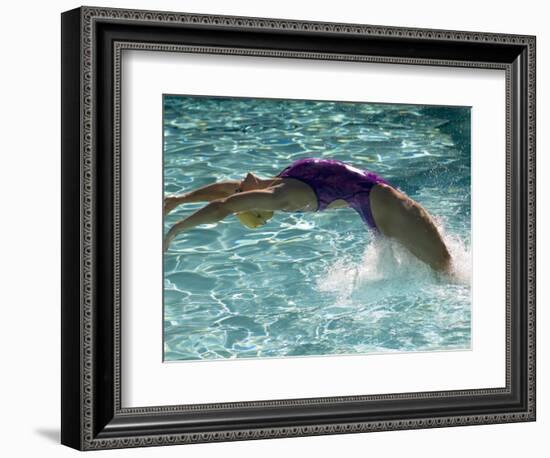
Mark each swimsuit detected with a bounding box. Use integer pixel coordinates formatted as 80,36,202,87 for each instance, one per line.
276,157,390,230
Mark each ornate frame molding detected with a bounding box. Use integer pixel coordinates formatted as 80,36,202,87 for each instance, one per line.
61,6,536,450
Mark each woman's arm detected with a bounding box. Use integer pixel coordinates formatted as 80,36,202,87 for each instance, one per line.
164,187,288,251
164,180,241,215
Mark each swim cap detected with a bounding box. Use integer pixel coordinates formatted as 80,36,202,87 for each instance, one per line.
235,210,274,229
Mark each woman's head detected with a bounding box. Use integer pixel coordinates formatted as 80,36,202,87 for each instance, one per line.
234,173,275,228
235,210,273,228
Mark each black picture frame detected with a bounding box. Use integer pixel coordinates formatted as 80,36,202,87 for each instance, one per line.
61,6,536,451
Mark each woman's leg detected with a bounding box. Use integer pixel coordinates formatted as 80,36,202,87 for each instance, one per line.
370,184,451,271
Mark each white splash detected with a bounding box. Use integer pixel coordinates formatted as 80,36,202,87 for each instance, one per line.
317,225,471,303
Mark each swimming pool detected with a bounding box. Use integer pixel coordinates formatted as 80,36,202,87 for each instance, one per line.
163,95,471,361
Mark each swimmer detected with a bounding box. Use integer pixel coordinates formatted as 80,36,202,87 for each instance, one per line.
164,157,451,271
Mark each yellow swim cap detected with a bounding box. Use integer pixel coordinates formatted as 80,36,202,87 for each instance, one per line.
235,210,274,229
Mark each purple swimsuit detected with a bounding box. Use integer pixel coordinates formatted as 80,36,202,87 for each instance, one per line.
276,157,390,230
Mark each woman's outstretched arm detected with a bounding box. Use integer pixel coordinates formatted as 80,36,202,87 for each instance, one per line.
164,180,241,215
164,186,288,251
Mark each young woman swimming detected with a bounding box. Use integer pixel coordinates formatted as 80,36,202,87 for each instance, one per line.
164,157,451,271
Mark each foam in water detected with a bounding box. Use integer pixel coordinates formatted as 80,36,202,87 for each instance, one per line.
317,224,471,304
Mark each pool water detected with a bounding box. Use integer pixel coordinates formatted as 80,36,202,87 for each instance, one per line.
163,95,471,362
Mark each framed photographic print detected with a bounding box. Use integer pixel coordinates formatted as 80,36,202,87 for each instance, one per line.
61,6,536,451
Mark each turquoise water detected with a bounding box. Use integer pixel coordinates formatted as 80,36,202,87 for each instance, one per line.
163,95,471,362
